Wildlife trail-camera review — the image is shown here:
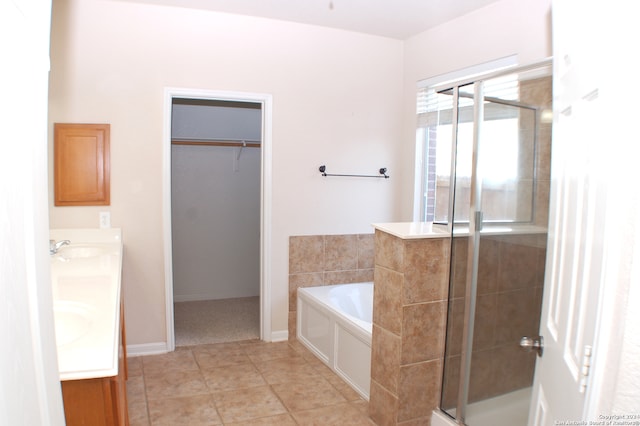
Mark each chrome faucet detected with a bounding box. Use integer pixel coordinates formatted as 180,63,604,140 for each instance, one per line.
49,239,70,255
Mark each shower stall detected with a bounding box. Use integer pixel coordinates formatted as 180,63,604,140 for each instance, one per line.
419,60,553,425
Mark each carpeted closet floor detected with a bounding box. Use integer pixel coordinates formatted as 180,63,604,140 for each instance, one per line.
174,296,260,346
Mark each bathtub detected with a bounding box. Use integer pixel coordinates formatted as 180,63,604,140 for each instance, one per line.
297,282,373,400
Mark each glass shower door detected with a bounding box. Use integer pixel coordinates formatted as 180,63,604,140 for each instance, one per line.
464,81,545,425
440,64,552,426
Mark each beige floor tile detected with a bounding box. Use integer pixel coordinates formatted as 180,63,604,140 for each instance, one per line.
127,356,144,377
129,418,150,426
130,340,376,425
325,374,365,402
145,369,209,400
201,363,266,392
225,413,297,425
291,402,376,425
351,400,371,418
238,340,288,351
127,399,150,426
192,342,244,354
213,386,287,423
142,349,199,375
126,375,146,404
242,341,302,362
253,356,319,385
193,345,252,369
287,339,308,353
271,376,347,411
128,418,150,426
308,358,338,378
147,394,221,425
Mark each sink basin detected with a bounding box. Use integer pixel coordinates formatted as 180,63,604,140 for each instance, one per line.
53,301,94,346
56,245,113,259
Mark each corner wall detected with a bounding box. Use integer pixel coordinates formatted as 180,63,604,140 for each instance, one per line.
48,0,553,347
1,0,66,423
48,0,404,345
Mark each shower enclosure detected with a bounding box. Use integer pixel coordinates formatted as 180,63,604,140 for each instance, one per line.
420,60,552,425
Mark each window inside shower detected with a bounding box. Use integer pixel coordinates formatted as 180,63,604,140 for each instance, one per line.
415,74,539,225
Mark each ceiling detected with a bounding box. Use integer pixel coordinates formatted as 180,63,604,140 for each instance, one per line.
124,0,503,39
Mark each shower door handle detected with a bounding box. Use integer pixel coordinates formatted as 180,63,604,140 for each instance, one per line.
520,336,544,357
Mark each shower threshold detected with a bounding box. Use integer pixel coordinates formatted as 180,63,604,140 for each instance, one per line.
433,387,532,426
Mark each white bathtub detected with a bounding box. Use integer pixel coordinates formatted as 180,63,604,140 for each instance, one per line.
297,282,373,400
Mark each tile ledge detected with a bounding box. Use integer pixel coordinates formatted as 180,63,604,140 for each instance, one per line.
372,222,548,239
372,222,449,240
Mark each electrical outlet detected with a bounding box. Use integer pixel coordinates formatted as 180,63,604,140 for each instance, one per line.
99,211,111,229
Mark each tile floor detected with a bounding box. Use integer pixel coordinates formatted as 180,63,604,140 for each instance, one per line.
127,339,375,425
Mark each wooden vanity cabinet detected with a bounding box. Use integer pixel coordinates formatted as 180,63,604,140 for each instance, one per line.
54,123,110,206
61,298,129,426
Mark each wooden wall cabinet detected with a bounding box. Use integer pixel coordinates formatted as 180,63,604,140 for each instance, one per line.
54,123,110,206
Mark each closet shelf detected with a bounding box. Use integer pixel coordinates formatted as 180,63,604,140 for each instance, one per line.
171,138,261,148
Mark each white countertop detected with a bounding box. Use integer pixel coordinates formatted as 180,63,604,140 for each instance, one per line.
49,228,123,381
372,222,450,239
372,222,547,239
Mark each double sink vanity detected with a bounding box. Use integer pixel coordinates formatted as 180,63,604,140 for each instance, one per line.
50,228,128,425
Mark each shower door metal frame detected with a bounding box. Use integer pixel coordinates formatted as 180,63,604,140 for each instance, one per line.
455,80,484,425
435,58,552,425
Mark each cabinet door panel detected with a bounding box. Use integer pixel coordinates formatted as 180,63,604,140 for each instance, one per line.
61,379,111,425
54,123,110,206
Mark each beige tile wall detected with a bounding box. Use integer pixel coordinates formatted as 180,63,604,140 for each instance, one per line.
522,76,553,228
288,234,375,339
442,233,547,408
289,229,546,424
369,230,450,426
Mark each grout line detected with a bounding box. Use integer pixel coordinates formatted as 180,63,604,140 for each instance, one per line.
131,340,371,425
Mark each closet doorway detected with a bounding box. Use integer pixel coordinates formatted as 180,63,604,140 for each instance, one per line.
162,89,273,351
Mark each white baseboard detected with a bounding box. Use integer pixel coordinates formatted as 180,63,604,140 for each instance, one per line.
126,342,169,357
270,330,288,342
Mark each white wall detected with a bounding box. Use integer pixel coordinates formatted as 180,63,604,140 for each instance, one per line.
47,0,555,346
47,0,556,346
0,0,65,424
399,0,552,219
48,0,404,344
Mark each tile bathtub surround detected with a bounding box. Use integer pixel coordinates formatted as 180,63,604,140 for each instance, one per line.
288,234,375,339
126,340,375,425
370,229,450,426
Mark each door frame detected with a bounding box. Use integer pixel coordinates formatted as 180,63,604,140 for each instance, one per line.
162,87,273,351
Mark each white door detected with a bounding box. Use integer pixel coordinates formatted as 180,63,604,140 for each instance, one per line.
528,1,606,424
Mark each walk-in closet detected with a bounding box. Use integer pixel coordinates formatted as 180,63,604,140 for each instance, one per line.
170,98,262,346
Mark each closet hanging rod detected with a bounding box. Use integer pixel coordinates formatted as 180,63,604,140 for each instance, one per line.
171,138,261,148
319,165,389,179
